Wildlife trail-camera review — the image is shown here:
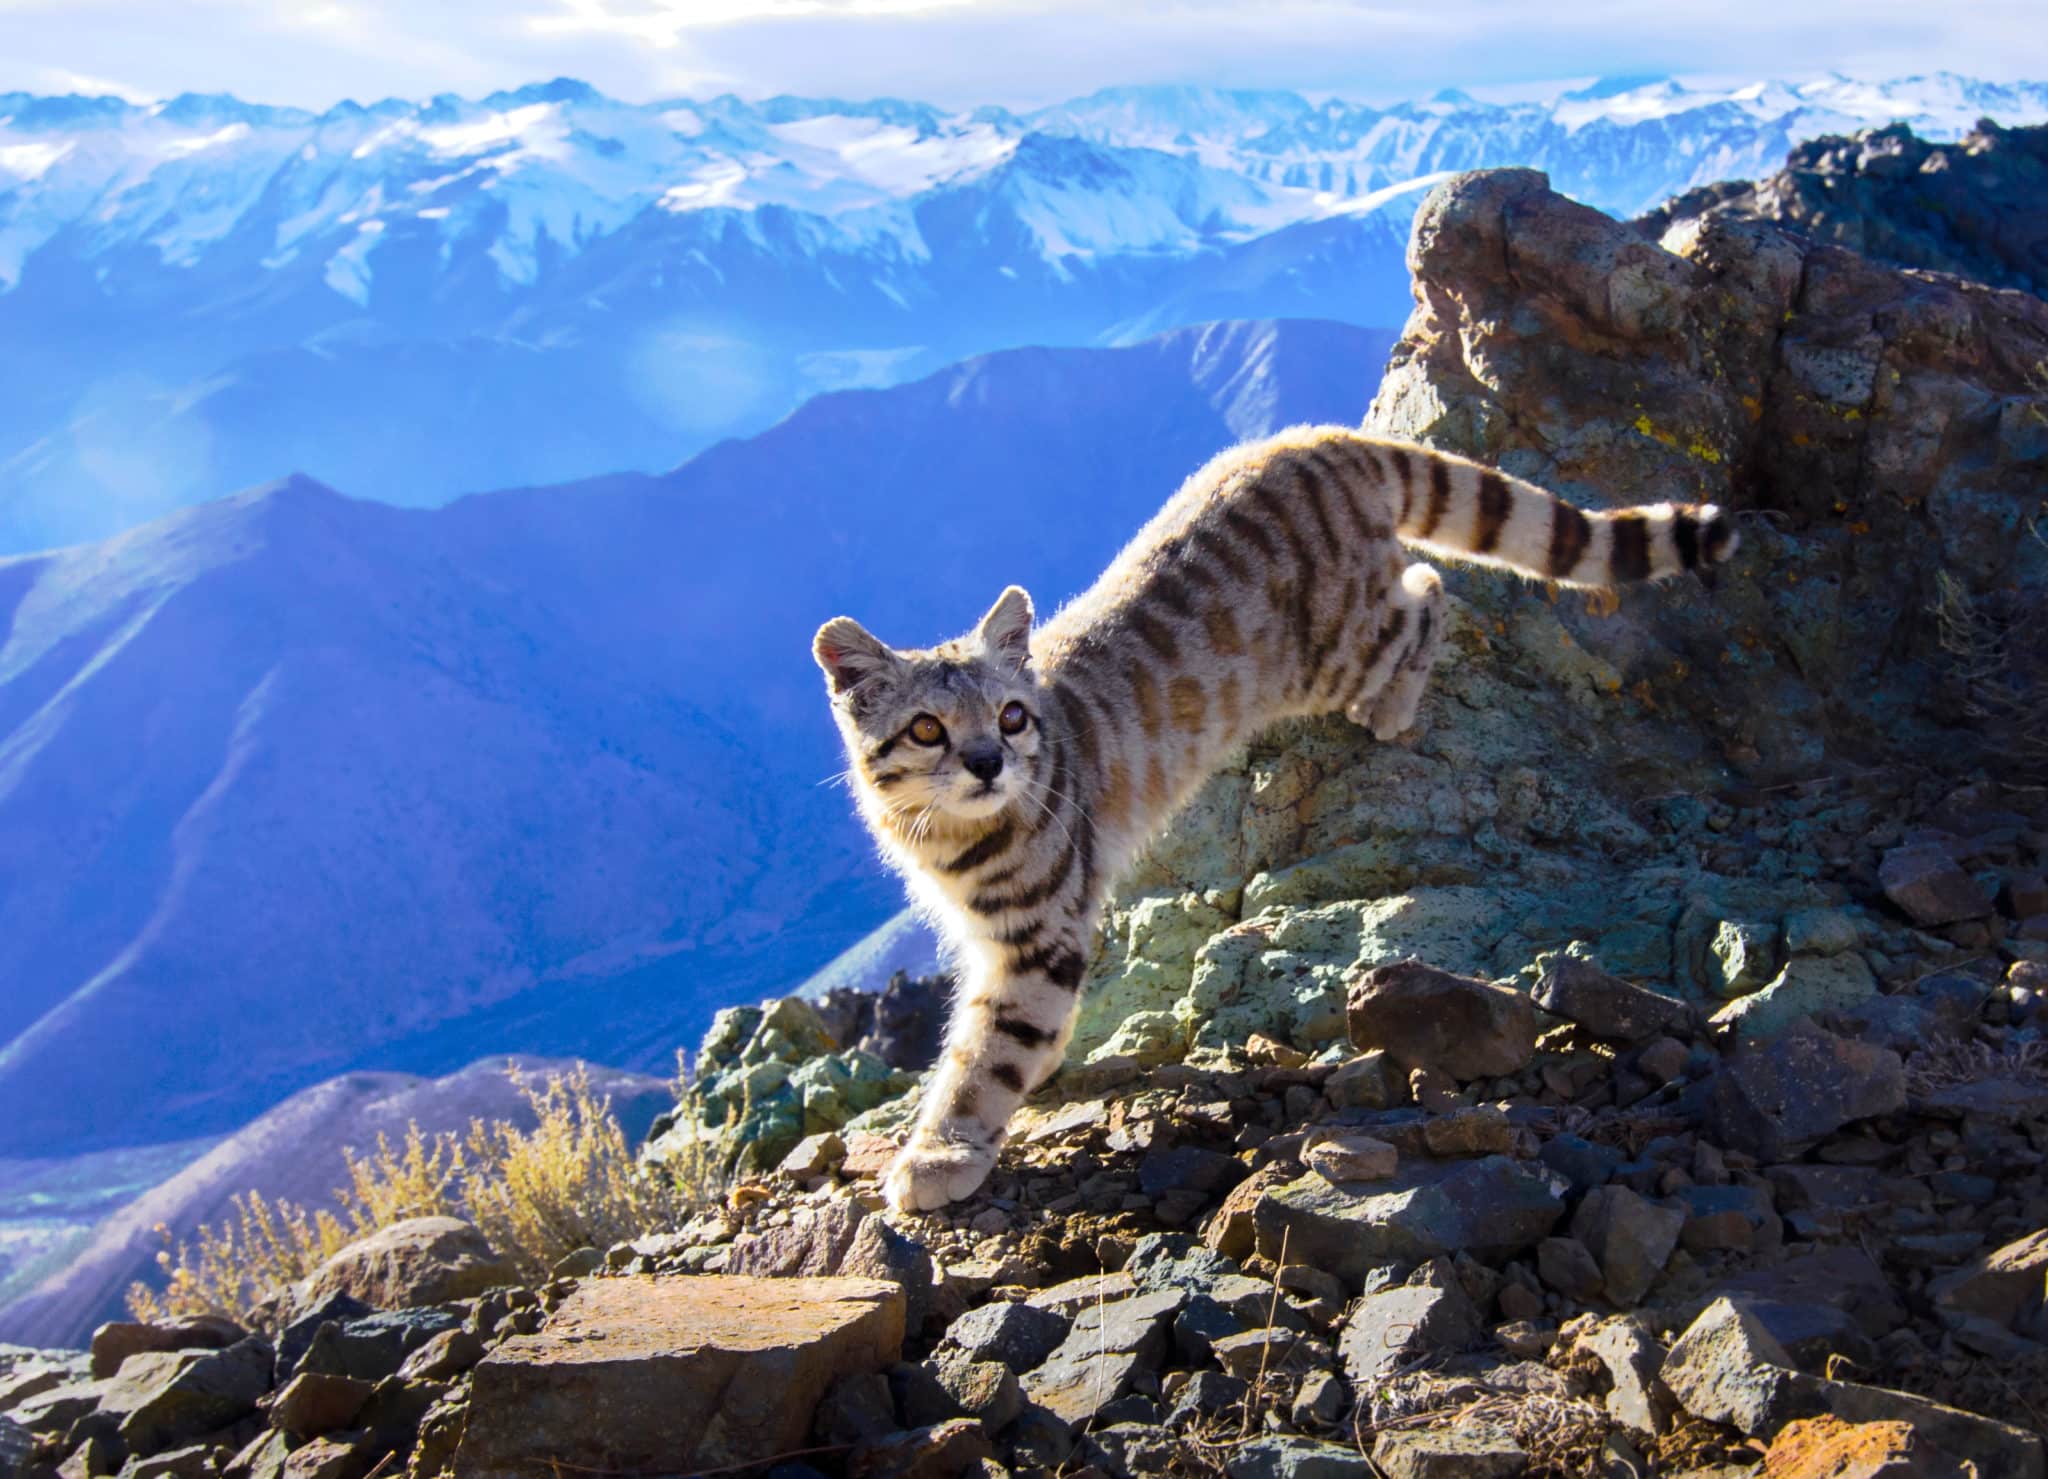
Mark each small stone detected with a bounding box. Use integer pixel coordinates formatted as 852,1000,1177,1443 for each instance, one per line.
1138,1146,1246,1199
1535,956,1696,1042
394,1328,484,1382
1370,1423,1526,1478
1170,1371,1249,1424
281,1434,364,1479
1537,1237,1605,1302
1346,959,1536,1080
1020,1289,1182,1427
1494,1320,1555,1359
1338,1263,1480,1384
1226,1436,1373,1479
1783,908,1864,957
124,1443,223,1479
936,1302,1069,1374
931,1359,1022,1435
1422,1106,1512,1158
780,1133,847,1179
1303,1135,1397,1184
1211,1328,1332,1382
1570,1186,1684,1307
1661,1298,1799,1432
1291,1371,1347,1427
1567,1317,1677,1436
1880,846,1992,927
1709,920,1779,998
848,1419,997,1479
814,1371,896,1446
1254,1157,1567,1288
1636,1036,1691,1085
268,1372,373,1439
1323,1052,1406,1110
1928,1229,2048,1337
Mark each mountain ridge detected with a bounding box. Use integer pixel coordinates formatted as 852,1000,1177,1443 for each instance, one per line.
5,73,2044,551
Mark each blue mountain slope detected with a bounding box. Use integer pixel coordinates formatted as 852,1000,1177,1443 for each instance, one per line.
0,316,1392,1160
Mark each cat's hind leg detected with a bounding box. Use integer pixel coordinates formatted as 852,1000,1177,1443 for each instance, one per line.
1345,562,1446,741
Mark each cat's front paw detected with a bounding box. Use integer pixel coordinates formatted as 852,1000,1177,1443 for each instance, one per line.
883,1139,995,1213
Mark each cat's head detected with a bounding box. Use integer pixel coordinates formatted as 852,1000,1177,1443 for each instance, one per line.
813,586,1046,831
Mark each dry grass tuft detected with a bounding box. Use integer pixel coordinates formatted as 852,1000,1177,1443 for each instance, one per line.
1932,565,2048,779
1904,1034,2048,1094
129,1066,708,1327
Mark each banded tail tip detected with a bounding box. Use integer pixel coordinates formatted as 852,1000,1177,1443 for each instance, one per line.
1687,503,1739,570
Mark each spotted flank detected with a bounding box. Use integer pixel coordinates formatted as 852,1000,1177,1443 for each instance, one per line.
812,425,1742,1213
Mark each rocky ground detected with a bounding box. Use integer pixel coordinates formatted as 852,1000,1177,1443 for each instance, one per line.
5,125,2047,1479
2,900,2043,1479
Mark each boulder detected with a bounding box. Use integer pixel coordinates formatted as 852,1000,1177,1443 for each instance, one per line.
1662,1300,2044,1478
293,1218,514,1315
1879,846,1993,927
1708,1026,1905,1161
1532,957,1694,1042
96,1336,272,1457
1254,1157,1567,1286
454,1275,905,1477
1346,960,1535,1081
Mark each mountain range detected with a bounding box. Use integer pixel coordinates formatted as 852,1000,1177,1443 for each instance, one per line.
5,73,2044,550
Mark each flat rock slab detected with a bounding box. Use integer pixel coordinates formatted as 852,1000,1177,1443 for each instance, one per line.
1346,959,1535,1081
1022,1288,1182,1427
1708,1026,1904,1161
1533,956,1695,1043
1253,1156,1568,1286
453,1274,905,1478
1371,1424,1527,1478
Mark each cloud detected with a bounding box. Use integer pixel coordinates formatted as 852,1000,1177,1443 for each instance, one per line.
0,0,2042,109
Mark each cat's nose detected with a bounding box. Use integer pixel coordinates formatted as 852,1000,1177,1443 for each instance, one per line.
961,742,1003,782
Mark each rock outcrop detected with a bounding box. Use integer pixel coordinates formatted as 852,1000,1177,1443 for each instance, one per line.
1639,119,2048,298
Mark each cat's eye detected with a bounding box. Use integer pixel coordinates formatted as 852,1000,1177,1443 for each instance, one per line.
998,701,1029,735
909,714,946,746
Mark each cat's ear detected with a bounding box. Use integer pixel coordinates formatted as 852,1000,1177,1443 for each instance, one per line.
814,616,898,695
975,585,1034,672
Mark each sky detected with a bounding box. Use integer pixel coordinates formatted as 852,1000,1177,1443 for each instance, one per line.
3,0,2045,109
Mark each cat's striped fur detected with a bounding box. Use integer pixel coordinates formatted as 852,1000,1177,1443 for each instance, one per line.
813,425,1737,1212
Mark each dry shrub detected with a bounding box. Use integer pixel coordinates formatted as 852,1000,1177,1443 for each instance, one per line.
1932,565,2048,779
130,1066,704,1327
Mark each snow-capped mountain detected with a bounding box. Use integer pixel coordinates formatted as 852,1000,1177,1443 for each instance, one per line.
1,72,2042,550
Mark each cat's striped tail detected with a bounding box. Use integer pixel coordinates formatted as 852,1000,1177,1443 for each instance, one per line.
1351,435,1738,588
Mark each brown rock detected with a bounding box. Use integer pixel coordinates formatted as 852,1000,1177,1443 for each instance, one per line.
1421,1106,1512,1158
1533,957,1695,1043
1709,1026,1905,1162
1879,847,1992,928
293,1218,514,1315
841,1132,901,1180
1570,1185,1684,1308
89,1319,244,1381
848,1419,995,1479
1303,1134,1397,1184
267,1372,373,1439
454,1274,905,1477
1763,1416,1972,1478
1346,959,1536,1081
1928,1229,2048,1338
281,1435,365,1479
1203,1162,1292,1260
